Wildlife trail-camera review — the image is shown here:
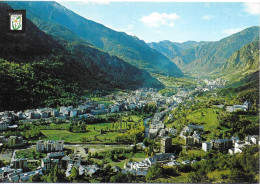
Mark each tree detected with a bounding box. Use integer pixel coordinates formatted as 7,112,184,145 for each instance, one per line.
69,166,79,181
110,173,128,183
146,164,163,182
28,173,43,182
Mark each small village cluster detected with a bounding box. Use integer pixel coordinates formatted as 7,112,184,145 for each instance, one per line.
0,78,259,182
179,124,259,154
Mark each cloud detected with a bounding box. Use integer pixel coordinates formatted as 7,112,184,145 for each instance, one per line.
222,27,246,35
140,12,180,27
202,15,214,20
244,2,260,15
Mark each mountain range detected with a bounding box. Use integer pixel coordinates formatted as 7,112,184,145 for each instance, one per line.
0,2,163,110
0,1,259,111
149,27,259,76
7,1,183,77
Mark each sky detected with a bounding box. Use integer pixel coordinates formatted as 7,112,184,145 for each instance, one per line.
57,1,260,43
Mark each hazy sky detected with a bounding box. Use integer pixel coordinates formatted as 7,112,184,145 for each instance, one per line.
57,1,259,43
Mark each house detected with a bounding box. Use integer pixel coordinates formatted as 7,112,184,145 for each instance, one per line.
153,153,175,162
167,128,178,136
79,165,100,176
188,124,204,132
51,109,60,117
180,127,191,138
192,133,202,145
0,166,20,180
112,166,121,172
19,169,43,182
191,160,197,164
16,112,26,119
182,160,190,165
0,168,4,180
185,136,194,146
148,129,159,139
61,156,71,169
150,121,165,129
6,169,23,182
110,105,119,113
69,154,81,167
166,160,180,166
60,107,70,116
226,106,235,112
202,142,212,152
231,136,240,144
47,152,65,158
7,136,24,147
168,114,173,120
250,135,259,145
70,109,78,117
159,129,167,137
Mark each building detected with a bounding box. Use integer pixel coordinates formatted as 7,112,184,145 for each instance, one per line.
188,124,204,132
110,105,119,113
148,129,159,139
61,156,71,169
161,137,172,153
202,142,212,152
211,139,232,151
7,136,24,147
51,109,60,117
70,110,78,117
55,140,64,151
19,169,43,182
185,136,194,146
47,152,65,158
0,121,9,131
41,157,61,171
46,140,55,152
36,140,64,153
11,158,27,169
69,154,81,167
36,140,45,152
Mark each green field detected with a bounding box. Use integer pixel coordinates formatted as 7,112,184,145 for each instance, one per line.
40,115,143,143
91,97,113,106
186,107,220,130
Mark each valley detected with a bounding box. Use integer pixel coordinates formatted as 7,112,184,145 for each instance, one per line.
0,1,259,183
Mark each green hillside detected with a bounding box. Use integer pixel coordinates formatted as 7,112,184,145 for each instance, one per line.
179,26,259,76
217,41,259,83
7,1,183,77
0,2,163,111
149,27,259,76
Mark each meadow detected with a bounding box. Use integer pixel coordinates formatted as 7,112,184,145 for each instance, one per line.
39,115,143,143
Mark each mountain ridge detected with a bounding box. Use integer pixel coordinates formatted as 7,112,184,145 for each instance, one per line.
7,1,183,77
148,26,259,76
0,2,163,110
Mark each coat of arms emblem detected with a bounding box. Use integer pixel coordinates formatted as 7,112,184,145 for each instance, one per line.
6,10,26,34
10,14,22,30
